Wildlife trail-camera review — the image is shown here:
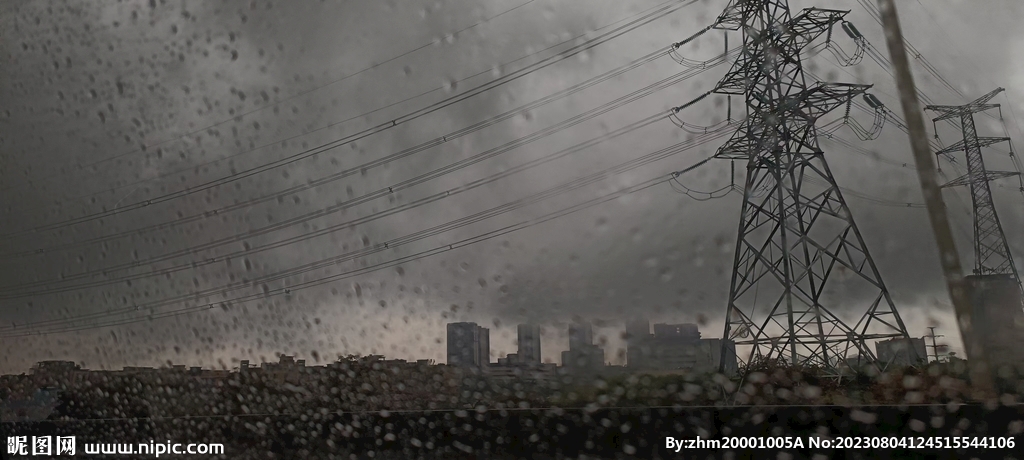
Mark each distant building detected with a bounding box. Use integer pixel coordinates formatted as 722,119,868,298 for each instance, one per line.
875,337,927,368
30,360,82,386
486,362,559,381
562,322,605,370
625,321,737,374
625,318,652,368
561,347,605,369
261,355,307,383
447,322,490,367
568,323,594,351
497,353,518,366
625,318,652,342
517,324,542,365
120,366,156,374
31,361,79,373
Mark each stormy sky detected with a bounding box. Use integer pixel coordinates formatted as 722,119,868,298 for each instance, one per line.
1,0,1022,373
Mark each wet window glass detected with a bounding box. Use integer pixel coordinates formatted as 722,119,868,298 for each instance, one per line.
2,1,1023,458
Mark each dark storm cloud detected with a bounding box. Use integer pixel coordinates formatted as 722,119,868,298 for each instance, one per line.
1,0,1022,371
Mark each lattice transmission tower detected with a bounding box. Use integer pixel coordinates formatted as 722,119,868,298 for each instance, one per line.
673,0,914,375
924,89,1022,286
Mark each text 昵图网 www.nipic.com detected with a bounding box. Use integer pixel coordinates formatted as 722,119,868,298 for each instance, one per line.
8,436,225,457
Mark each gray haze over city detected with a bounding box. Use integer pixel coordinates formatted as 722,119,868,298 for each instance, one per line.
1,0,1022,374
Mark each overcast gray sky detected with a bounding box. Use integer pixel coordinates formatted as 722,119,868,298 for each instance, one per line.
1,0,1022,373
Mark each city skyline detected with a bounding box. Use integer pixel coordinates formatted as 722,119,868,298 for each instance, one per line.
2,318,946,376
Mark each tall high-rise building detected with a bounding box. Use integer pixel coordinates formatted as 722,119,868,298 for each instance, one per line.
625,318,651,342
447,322,489,367
517,324,542,365
568,322,593,351
625,318,651,368
479,327,490,366
563,321,604,370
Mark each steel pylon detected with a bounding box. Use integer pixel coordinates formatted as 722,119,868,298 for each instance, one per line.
925,89,1022,284
674,0,915,375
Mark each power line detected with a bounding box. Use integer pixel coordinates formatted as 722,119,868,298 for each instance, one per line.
0,113,664,299
839,10,1024,265
1,45,739,261
854,0,964,100
0,0,541,193
52,1,688,210
805,67,972,217
0,64,728,298
0,124,733,336
0,0,695,239
0,167,698,338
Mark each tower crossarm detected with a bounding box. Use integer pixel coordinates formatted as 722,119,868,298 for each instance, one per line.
712,83,869,160
934,137,1011,156
715,118,762,160
713,4,851,96
925,87,1005,122
796,82,871,121
714,0,746,31
788,8,851,50
941,171,1021,189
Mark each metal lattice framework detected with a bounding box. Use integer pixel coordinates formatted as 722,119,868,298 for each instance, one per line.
674,0,915,375
925,89,1022,283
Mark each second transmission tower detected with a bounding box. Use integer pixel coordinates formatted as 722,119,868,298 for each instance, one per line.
925,88,1022,285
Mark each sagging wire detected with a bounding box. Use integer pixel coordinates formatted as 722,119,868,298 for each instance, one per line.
826,133,914,169
803,176,926,209
808,21,866,67
669,180,738,201
814,93,886,142
994,103,1024,198
803,72,886,141
668,23,722,67
669,46,742,79
672,52,735,69
669,117,735,135
845,93,887,141
669,30,742,133
819,117,850,138
667,151,739,201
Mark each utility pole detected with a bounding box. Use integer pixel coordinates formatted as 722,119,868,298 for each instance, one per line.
926,326,945,363
672,0,914,377
874,0,995,397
